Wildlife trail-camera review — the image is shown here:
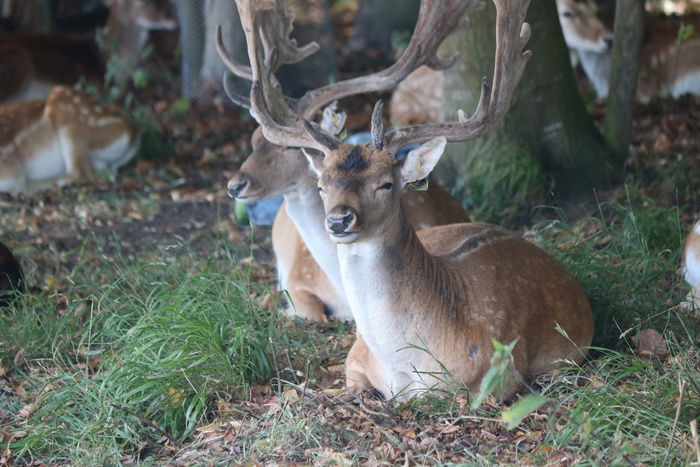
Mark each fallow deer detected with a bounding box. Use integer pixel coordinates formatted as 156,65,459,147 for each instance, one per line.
233,0,594,401
0,240,24,309
229,124,470,322
556,0,700,101
0,0,177,103
0,85,139,194
217,0,471,322
682,220,700,310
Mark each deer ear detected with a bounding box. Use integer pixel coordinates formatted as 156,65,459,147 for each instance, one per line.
400,137,446,186
303,148,325,177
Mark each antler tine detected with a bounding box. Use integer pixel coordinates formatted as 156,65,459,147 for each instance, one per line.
384,0,532,153
232,0,328,153
259,0,320,72
296,0,486,120
215,0,319,79
216,24,254,82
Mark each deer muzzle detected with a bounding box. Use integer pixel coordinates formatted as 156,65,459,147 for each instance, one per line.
326,207,360,241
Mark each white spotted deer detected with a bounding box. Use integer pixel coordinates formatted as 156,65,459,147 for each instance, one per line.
233,0,594,400
218,0,470,322
0,0,177,103
0,86,139,194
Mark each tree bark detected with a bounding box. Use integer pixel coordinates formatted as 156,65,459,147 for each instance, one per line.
604,0,644,164
436,0,620,198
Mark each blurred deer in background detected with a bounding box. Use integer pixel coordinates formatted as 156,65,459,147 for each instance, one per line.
0,0,177,103
683,220,700,310
0,86,139,194
218,0,470,322
556,0,700,101
0,240,24,309
230,0,594,401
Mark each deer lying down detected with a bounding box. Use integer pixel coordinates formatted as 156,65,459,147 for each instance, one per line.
683,221,700,309
233,0,594,400
216,0,473,323
0,240,25,309
0,86,139,194
230,125,470,322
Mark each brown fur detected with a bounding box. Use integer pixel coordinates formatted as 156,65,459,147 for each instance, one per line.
313,143,593,401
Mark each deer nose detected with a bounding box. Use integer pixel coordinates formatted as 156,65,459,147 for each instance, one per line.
327,211,357,235
227,180,247,198
603,36,613,50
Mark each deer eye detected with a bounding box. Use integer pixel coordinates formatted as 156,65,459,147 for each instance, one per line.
561,11,574,19
317,185,326,194
378,182,393,191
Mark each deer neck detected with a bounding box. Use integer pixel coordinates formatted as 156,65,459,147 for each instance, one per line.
282,175,347,302
336,213,457,351
577,50,611,99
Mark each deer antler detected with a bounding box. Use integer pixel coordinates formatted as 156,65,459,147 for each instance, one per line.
381,0,532,153
216,0,319,112
217,0,486,152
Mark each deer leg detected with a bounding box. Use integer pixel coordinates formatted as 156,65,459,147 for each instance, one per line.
56,127,94,185
345,332,391,396
282,281,328,323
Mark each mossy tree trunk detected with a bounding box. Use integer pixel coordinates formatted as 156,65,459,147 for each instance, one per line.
604,0,644,163
435,0,621,198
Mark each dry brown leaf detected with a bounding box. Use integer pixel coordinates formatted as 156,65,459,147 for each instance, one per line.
632,328,669,360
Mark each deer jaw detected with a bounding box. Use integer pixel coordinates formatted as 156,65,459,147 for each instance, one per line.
0,86,139,194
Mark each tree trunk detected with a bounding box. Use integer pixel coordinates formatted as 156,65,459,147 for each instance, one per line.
436,0,620,198
604,0,644,163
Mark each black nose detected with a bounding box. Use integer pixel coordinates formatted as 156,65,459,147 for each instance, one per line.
603,37,613,49
327,213,356,234
227,180,247,198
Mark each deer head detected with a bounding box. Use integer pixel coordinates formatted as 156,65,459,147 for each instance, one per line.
555,0,613,54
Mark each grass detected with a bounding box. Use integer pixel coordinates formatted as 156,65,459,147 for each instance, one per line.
449,138,548,226
1,240,277,464
1,182,699,464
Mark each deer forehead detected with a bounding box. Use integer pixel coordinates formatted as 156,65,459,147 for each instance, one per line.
322,145,397,183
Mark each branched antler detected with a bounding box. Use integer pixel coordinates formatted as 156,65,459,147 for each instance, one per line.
381,0,532,153
218,0,530,157
217,0,487,152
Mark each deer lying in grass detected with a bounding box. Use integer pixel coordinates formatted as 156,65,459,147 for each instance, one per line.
0,240,24,309
229,0,594,401
217,1,470,322
683,220,700,309
0,86,139,194
0,0,177,103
